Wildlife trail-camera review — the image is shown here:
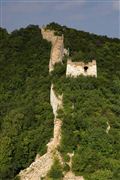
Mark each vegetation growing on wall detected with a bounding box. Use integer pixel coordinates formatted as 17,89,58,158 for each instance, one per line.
48,23,120,179
47,158,63,180
0,22,120,180
0,25,54,179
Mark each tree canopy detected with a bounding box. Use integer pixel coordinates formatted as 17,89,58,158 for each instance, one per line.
0,25,53,179
0,23,120,179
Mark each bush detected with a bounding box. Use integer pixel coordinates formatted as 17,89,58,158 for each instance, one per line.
47,158,63,179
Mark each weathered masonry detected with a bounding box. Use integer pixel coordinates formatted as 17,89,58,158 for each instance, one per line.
19,26,98,180
66,59,97,77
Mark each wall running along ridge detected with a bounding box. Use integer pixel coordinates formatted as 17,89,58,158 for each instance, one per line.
18,27,92,180
41,28,64,72
18,27,64,180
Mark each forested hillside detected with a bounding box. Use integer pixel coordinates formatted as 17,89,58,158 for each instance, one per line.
0,25,53,179
0,23,120,180
47,23,120,179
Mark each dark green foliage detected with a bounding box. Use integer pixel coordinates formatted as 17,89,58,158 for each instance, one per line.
49,23,120,179
1,22,120,179
47,158,63,179
0,25,53,179
46,22,65,36
54,74,120,179
63,163,70,172
85,169,113,180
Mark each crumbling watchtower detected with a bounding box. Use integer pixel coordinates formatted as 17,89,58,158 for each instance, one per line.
66,59,97,77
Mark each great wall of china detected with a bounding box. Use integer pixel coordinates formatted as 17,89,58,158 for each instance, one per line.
18,26,97,180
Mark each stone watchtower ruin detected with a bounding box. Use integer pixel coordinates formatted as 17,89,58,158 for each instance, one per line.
66,59,97,77
19,26,96,180
41,26,97,77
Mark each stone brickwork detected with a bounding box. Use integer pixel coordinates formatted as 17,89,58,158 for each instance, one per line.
19,28,64,179
41,28,57,44
19,85,63,180
66,59,97,77
18,27,94,180
50,84,62,117
41,27,64,72
49,36,64,71
47,119,62,152
64,172,84,180
19,153,53,180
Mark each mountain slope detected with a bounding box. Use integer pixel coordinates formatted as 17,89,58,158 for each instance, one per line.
49,22,120,180
0,23,120,180
0,25,53,179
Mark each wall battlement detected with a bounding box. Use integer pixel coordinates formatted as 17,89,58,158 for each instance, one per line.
66,59,97,77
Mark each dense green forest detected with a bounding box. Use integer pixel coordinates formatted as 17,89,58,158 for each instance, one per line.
0,25,54,179
47,23,120,179
0,22,120,180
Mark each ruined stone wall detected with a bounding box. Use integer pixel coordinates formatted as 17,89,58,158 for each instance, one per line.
41,28,57,44
19,29,63,180
19,153,53,180
66,59,97,77
41,27,64,72
19,27,84,180
19,84,63,180
49,36,64,71
50,84,62,117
